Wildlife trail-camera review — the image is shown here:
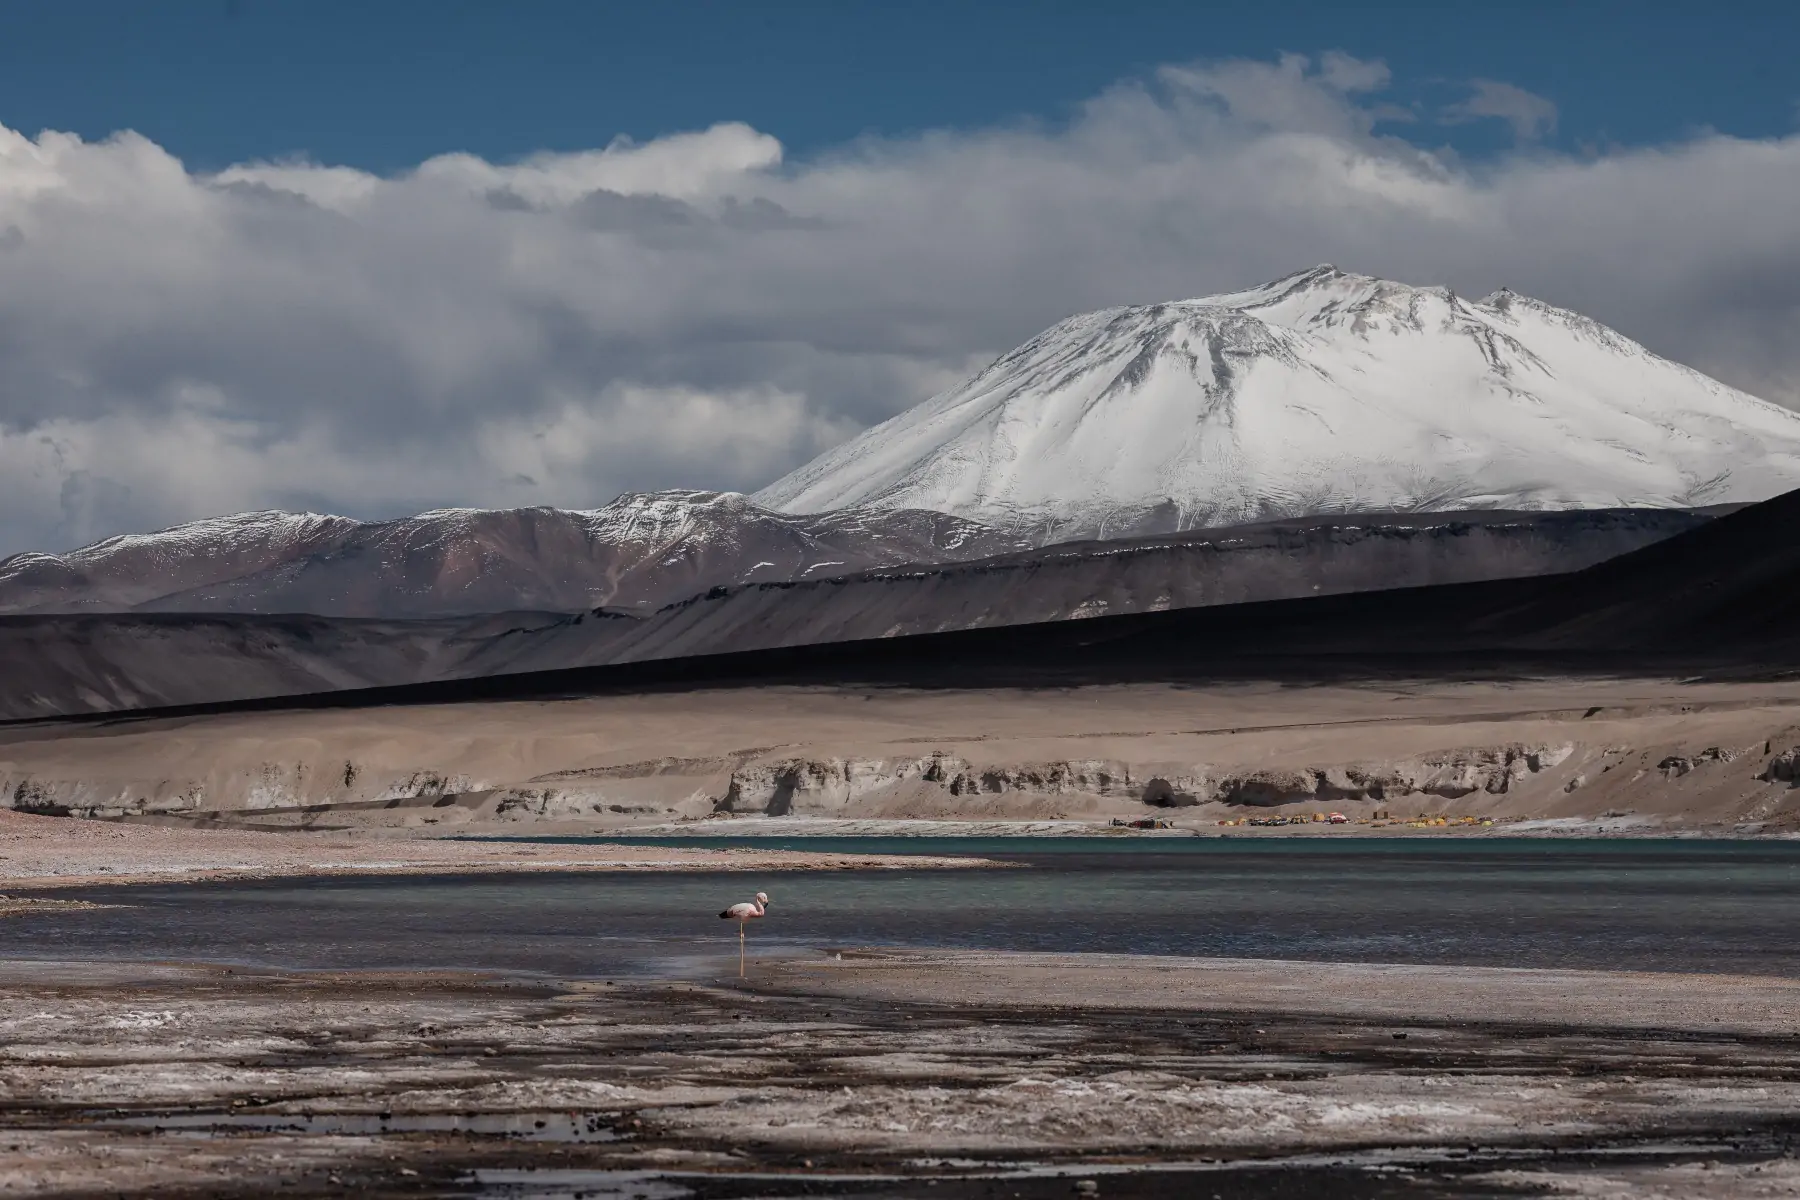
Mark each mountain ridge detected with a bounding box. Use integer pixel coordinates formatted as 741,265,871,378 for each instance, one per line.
0,490,1028,619
9,484,1798,728
0,505,1726,720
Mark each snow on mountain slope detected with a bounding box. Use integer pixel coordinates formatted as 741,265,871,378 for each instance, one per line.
755,266,1800,540
0,491,1026,618
0,512,361,613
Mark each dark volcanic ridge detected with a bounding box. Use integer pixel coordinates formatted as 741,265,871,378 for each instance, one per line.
573,481,1800,684
464,505,1719,676
0,496,1786,723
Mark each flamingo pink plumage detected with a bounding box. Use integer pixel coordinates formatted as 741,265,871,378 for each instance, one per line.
719,891,769,977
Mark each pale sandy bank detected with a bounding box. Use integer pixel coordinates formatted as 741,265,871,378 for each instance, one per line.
0,808,991,891
766,947,1800,1036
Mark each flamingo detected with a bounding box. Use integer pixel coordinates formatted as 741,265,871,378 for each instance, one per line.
719,892,769,978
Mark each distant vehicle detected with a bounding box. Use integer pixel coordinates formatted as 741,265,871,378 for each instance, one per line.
1327,812,1349,824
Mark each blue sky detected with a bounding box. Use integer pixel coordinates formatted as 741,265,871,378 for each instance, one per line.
1,1,1799,552
2,0,1796,172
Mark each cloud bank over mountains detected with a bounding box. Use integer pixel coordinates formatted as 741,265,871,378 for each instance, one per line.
1,53,1798,553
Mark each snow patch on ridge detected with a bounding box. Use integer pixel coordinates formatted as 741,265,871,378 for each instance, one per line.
0,490,1029,618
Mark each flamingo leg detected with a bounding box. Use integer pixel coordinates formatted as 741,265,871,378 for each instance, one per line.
739,921,746,978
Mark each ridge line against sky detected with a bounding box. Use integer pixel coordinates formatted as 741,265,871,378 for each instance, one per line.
1,37,1799,555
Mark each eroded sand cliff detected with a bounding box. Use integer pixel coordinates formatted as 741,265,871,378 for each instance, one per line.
5,676,1798,834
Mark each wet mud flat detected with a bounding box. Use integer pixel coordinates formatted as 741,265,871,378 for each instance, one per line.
6,957,1800,1197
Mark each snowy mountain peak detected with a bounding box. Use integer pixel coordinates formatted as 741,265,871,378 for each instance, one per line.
755,268,1800,540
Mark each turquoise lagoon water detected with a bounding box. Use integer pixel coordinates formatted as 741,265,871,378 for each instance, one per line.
7,838,1799,979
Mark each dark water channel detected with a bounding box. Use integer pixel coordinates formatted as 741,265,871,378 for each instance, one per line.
9,837,1800,978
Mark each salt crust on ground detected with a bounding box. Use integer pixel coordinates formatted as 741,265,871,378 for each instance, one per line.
6,955,1800,1194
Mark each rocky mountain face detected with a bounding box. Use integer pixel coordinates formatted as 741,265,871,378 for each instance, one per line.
0,506,1720,720
0,491,1027,619
756,266,1800,541
458,507,1718,676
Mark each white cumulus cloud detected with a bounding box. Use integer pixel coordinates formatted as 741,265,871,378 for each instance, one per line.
0,52,1798,554
1443,79,1560,141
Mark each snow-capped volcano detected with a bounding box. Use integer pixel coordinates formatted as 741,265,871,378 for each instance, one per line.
755,266,1800,539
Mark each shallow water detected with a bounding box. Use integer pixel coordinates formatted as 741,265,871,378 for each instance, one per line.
10,838,1800,979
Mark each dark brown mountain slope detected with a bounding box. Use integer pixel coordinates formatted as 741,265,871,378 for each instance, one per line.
0,491,1025,618
5,493,1794,723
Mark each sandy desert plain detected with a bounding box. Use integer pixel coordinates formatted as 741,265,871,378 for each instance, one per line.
0,664,1798,1198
